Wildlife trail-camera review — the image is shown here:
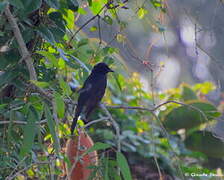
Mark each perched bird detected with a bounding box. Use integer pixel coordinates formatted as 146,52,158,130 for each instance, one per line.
71,62,113,135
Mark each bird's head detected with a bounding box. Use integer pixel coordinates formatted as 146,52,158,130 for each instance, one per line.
92,62,114,74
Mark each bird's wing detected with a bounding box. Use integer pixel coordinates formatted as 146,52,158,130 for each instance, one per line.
78,83,92,94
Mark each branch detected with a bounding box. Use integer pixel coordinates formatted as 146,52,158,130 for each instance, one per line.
83,117,109,129
4,5,37,80
0,120,47,125
68,5,106,45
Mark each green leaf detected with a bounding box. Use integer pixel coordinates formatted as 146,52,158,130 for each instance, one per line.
87,0,92,6
53,92,65,118
0,70,19,87
185,131,224,158
151,0,162,8
193,81,216,94
48,11,66,31
36,25,55,44
44,103,60,153
59,77,72,96
181,84,198,101
49,27,65,42
103,15,113,25
58,58,65,69
62,9,75,29
103,56,114,65
45,0,60,9
89,26,97,32
67,0,79,11
0,2,7,12
83,142,111,156
0,49,20,70
164,101,221,131
31,80,50,88
137,8,148,19
20,0,42,14
77,7,87,15
9,0,24,9
89,0,107,15
116,152,132,180
20,106,39,157
36,50,58,67
77,39,89,48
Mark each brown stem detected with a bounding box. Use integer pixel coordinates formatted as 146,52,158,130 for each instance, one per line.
4,5,37,80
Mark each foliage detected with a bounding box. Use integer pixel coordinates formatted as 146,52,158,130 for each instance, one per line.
0,0,223,179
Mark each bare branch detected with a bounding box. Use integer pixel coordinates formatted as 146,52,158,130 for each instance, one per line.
83,117,109,129
0,120,47,125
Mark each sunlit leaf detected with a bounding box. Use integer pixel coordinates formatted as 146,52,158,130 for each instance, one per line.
193,81,216,94
89,26,97,32
36,50,58,67
116,34,126,43
58,58,65,69
44,103,60,153
137,8,148,19
62,9,75,29
30,80,50,88
78,7,87,15
89,0,107,15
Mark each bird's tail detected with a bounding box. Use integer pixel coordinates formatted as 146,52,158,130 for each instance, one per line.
71,115,78,135
71,106,82,135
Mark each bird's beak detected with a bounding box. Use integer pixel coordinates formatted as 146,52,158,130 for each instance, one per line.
108,67,114,72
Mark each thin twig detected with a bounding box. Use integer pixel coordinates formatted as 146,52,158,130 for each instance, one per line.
68,5,106,45
0,120,47,125
97,15,102,46
83,117,109,129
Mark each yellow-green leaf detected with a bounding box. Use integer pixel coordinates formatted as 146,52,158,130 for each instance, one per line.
31,80,50,88
58,58,65,69
44,103,60,153
137,8,148,19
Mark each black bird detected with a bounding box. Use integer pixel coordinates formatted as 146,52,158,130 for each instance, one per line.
71,62,113,135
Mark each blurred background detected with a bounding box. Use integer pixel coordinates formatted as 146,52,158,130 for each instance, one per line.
75,0,224,138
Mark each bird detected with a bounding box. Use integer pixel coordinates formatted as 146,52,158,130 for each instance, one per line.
71,62,113,135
